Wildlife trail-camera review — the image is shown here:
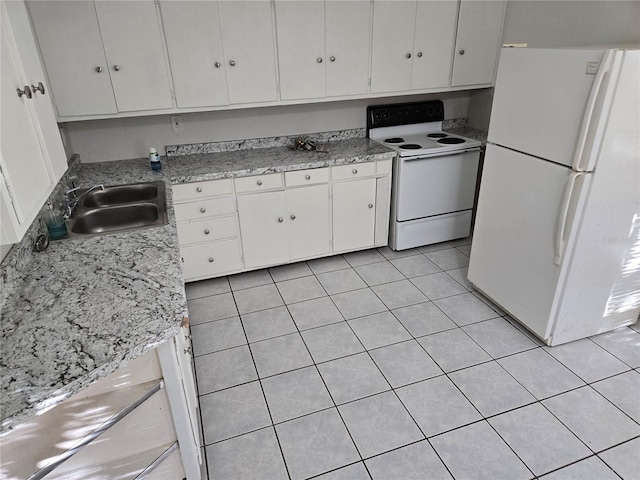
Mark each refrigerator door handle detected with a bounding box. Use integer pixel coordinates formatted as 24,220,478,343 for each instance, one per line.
571,50,616,172
554,172,586,265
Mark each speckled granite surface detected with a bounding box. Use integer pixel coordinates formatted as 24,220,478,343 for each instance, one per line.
0,158,186,431
0,135,395,431
167,137,395,183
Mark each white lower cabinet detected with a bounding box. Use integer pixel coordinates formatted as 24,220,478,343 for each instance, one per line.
173,160,392,281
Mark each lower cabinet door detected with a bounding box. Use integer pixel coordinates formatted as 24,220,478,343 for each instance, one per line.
332,178,377,252
237,191,289,269
286,184,330,260
181,239,242,281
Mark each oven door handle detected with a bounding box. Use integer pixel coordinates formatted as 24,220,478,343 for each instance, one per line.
401,147,482,161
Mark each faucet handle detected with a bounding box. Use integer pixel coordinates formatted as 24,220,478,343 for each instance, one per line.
67,176,78,190
65,186,82,199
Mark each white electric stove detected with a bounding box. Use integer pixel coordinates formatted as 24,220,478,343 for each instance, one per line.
367,101,482,250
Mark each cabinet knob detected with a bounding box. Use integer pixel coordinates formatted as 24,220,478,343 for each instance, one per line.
31,82,45,95
95,66,103,73
405,53,412,59
352,169,358,174
196,187,202,192
417,52,423,58
113,65,121,71
204,229,210,235
214,62,221,68
229,60,236,66
17,86,32,99
368,203,374,209
200,207,206,213
317,57,323,63
305,174,311,180
208,257,214,263
330,56,336,62
290,214,296,220
278,217,284,223
459,49,465,55
257,179,263,186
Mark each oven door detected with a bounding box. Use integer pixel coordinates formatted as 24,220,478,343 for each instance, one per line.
395,148,481,222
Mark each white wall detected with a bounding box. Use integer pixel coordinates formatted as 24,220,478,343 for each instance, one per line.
468,0,640,130
64,93,471,163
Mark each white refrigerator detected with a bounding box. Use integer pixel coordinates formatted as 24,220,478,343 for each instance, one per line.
468,46,640,346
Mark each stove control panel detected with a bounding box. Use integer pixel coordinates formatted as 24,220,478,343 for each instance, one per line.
366,100,445,133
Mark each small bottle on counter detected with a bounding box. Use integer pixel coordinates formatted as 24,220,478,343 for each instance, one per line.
149,147,161,171
44,201,67,239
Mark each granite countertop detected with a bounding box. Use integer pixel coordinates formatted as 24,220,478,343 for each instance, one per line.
0,135,395,431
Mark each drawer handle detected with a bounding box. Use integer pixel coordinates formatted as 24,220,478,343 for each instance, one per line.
200,207,206,213
352,169,358,174
278,217,284,223
305,175,311,180
290,214,296,220
368,203,374,208
208,257,214,263
204,229,210,235
196,187,202,193
257,180,263,186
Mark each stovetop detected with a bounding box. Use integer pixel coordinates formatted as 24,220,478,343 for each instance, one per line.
369,122,482,157
367,100,481,157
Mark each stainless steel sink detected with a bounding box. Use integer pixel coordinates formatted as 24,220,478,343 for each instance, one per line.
57,181,168,239
82,183,159,208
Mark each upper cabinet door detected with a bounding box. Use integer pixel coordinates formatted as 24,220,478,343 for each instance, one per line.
451,0,506,87
94,0,173,112
411,1,457,90
370,1,416,94
160,1,229,108
275,1,326,101
27,1,117,117
325,0,370,97
218,0,278,104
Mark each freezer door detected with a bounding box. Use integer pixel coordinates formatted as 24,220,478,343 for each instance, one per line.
468,144,573,340
488,48,606,168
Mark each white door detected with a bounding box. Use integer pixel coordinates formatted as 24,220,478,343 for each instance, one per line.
488,47,606,167
411,1,457,90
286,185,330,260
468,144,571,340
370,0,416,93
451,0,505,87
95,0,173,112
160,0,229,108
332,179,376,252
325,0,371,97
237,191,289,268
275,1,325,100
218,0,278,104
27,1,118,116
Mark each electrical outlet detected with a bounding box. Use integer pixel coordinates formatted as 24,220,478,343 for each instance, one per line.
170,115,183,133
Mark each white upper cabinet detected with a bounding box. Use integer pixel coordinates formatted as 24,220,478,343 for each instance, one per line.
451,0,506,87
218,0,278,104
276,0,370,100
1,1,67,245
28,0,173,117
160,1,229,109
371,0,457,93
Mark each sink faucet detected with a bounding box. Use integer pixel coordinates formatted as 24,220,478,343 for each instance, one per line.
63,184,104,219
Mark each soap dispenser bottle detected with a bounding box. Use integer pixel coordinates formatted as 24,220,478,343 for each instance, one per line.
44,201,67,239
149,147,161,171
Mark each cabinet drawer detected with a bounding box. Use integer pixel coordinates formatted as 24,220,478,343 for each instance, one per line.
176,216,238,245
172,178,233,202
285,168,329,187
173,196,236,222
377,158,392,175
181,240,242,280
234,173,283,193
331,162,376,181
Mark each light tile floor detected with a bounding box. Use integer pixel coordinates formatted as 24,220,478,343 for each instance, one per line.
185,239,640,480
